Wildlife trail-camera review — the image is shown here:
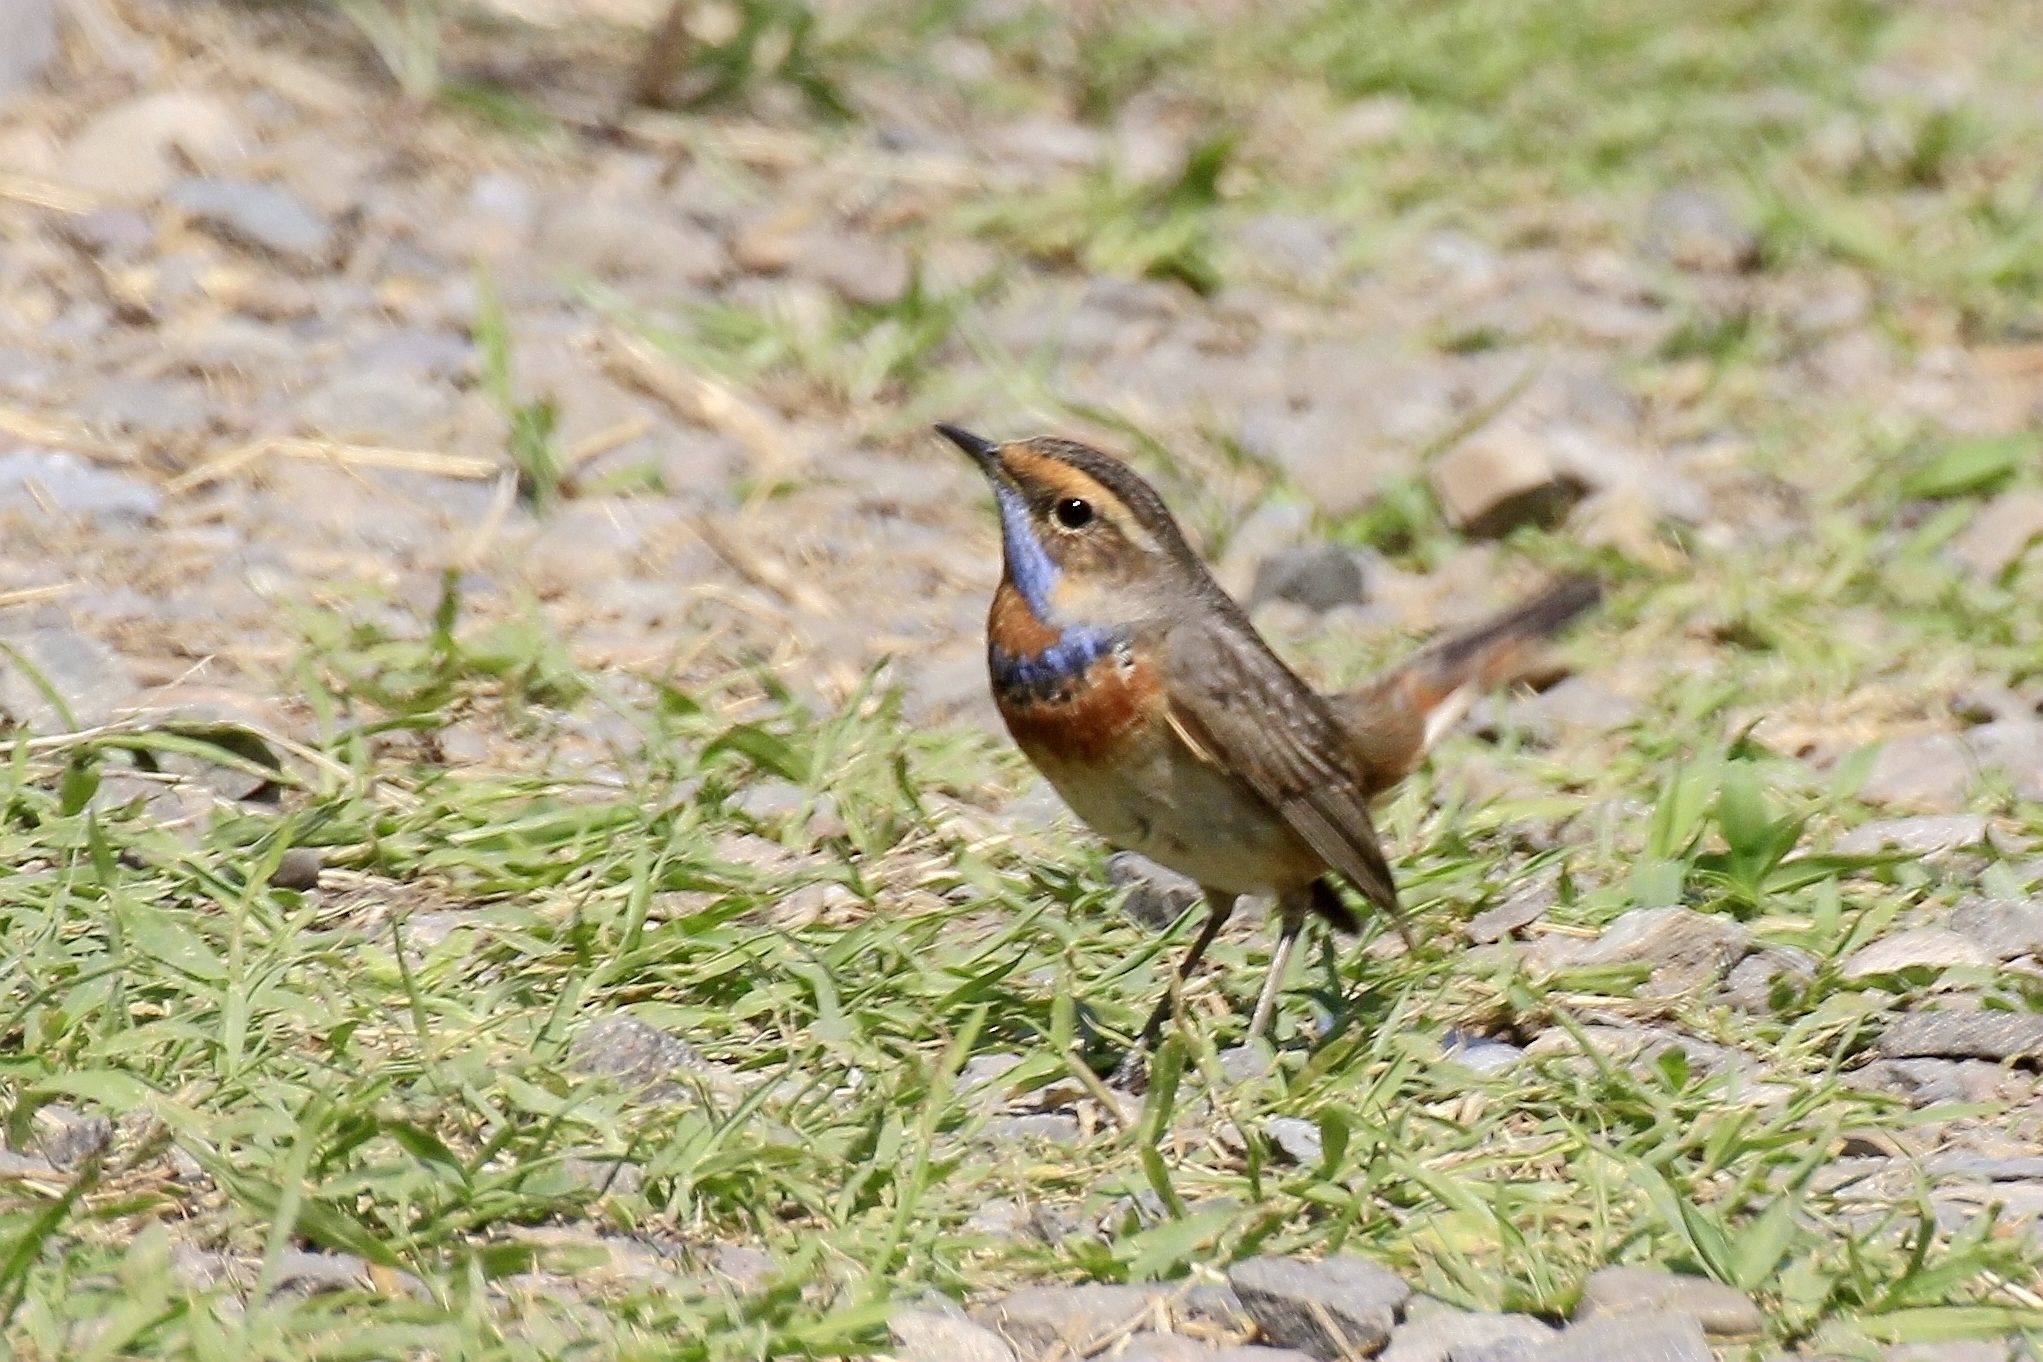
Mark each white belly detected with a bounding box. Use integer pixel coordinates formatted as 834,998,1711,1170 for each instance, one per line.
1030,729,1318,895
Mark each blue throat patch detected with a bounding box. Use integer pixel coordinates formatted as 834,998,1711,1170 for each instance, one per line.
989,481,1120,702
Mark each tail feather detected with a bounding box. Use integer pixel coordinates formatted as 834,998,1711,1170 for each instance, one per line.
1334,574,1601,794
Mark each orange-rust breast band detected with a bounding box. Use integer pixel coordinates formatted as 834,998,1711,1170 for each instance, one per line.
996,645,1166,768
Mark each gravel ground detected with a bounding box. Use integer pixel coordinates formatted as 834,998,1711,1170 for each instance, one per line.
3,0,2043,1358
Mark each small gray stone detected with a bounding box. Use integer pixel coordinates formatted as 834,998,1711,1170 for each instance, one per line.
1228,1254,1411,1358
978,1114,1081,1146
271,1249,367,1296
1264,1117,1323,1164
1251,546,1367,614
1108,851,1205,929
540,197,728,287
63,93,250,200
890,1309,1018,1362
1507,676,1638,735
1882,1341,2011,1362
31,1105,111,1169
1431,423,1586,538
75,377,213,435
1575,1265,1763,1336
1948,897,2043,959
1834,814,1987,857
1642,187,1758,273
1522,1312,1709,1362
57,208,156,261
168,1242,231,1291
1876,1011,2043,1061
709,1243,774,1293
0,0,55,103
297,370,453,442
1440,1029,1526,1074
1856,733,1976,811
1113,1336,1214,1362
1949,489,2043,579
1238,213,1344,288
1381,1307,1555,1362
268,847,322,891
1967,720,2043,800
348,328,474,380
169,179,334,269
1551,907,1751,991
1850,1057,2005,1104
972,1284,1159,1357
0,625,136,732
1717,946,1816,1012
568,1015,710,1096
789,229,911,307
0,449,160,523
1841,927,1990,980
1465,881,1553,943
560,1155,644,1196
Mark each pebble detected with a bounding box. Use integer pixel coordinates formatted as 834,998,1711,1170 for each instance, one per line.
1834,814,1987,857
1533,907,1751,992
1237,213,1344,288
169,179,334,269
1430,421,1587,538
567,1014,715,1098
890,1309,1018,1362
1966,720,2043,800
297,370,454,443
74,377,213,435
271,1248,368,1296
1519,1312,1710,1362
1947,897,2043,959
0,624,136,732
57,206,156,260
1263,1116,1323,1164
1250,545,1367,614
972,1284,1170,1356
1717,945,1816,1012
539,197,729,287
1840,927,1991,980
30,1104,112,1168
1107,850,1204,929
0,0,55,103
978,1114,1081,1146
1380,1307,1554,1362
1855,732,1976,811
268,847,323,891
1227,1254,1410,1358
1575,1265,1763,1336
1505,676,1639,736
63,92,250,199
1949,489,2043,579
0,448,160,522
1850,1057,2006,1104
1642,187,1758,273
1464,880,1554,943
1875,1011,2043,1061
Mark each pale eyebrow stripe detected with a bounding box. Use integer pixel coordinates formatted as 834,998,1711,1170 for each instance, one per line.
1029,462,1161,555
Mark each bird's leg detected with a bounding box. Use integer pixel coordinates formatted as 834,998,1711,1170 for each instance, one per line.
1247,889,1311,1041
1115,888,1237,1087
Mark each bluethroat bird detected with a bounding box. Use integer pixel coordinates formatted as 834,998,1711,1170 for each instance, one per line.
938,423,1600,1065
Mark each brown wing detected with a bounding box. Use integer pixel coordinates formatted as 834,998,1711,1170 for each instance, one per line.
1162,619,1410,942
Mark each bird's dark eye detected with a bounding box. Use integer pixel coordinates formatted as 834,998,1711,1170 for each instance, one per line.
1053,497,1094,529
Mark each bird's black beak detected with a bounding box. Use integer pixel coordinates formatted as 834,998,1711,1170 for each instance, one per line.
935,423,1000,470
